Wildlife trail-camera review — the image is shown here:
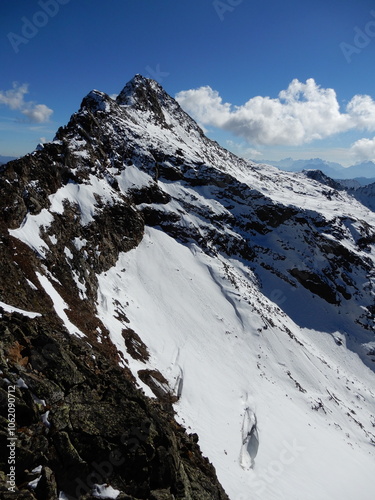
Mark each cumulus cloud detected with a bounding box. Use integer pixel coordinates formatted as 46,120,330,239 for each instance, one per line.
22,104,53,123
0,82,29,110
350,136,375,161
347,95,375,130
226,140,262,158
0,82,53,123
176,79,375,146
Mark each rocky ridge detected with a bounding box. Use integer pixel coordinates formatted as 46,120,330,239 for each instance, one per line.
0,76,232,499
0,311,228,500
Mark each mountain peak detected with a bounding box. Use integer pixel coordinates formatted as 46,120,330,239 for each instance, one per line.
80,89,113,113
78,75,166,116
116,74,165,108
113,74,206,137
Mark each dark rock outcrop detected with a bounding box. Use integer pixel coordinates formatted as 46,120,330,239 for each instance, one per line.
0,312,229,500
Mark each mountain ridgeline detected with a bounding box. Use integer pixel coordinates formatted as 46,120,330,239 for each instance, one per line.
0,75,375,500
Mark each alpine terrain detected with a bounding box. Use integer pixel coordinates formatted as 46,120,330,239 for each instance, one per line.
0,75,375,500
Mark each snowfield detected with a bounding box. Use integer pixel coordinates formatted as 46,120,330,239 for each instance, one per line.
96,227,375,500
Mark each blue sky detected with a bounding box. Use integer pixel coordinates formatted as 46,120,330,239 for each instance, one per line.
1,0,375,166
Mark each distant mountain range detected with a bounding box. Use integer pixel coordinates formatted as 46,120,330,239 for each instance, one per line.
0,155,16,165
255,157,375,185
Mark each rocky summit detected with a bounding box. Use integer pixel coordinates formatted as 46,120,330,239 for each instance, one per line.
0,75,375,500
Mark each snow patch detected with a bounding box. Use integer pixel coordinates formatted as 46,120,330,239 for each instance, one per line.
36,272,85,338
8,209,54,257
0,300,41,319
91,484,120,499
64,247,74,259
73,236,87,251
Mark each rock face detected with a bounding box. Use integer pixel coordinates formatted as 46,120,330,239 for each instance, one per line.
1,75,375,499
303,168,375,212
0,313,228,500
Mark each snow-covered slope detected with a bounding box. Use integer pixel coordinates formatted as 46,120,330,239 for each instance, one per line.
97,226,375,500
302,168,375,214
350,182,375,212
3,75,375,499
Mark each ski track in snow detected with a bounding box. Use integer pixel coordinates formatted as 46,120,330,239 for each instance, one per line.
206,263,246,331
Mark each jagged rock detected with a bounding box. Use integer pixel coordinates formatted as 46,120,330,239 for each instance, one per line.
34,467,58,500
0,314,228,499
289,268,339,304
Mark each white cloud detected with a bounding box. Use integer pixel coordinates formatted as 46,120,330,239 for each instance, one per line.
0,82,53,123
350,136,375,161
347,95,375,130
176,79,375,146
225,140,262,158
22,104,53,123
0,83,29,110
